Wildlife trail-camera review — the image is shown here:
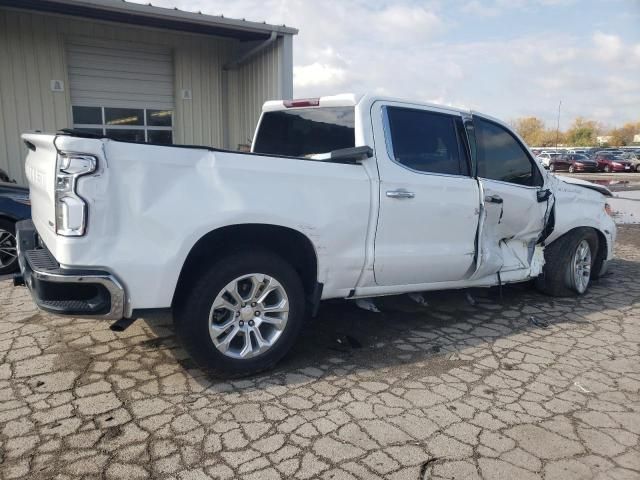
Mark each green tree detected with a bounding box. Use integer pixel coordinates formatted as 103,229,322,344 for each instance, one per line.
565,118,600,146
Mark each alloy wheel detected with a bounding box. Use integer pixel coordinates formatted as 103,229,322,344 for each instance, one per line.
208,273,289,359
0,229,17,269
571,239,592,294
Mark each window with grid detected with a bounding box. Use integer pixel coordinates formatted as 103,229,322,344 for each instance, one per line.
72,106,173,145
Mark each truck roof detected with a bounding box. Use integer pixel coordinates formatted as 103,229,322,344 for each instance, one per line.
262,93,471,117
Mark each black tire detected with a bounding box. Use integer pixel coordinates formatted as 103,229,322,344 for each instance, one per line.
549,163,555,172
174,250,306,377
0,219,18,275
604,165,611,173
536,228,598,297
636,165,640,173
568,164,575,173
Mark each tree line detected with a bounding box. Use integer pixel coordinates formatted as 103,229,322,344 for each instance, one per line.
511,117,640,147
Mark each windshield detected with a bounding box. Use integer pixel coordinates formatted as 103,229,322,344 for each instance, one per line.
253,107,355,158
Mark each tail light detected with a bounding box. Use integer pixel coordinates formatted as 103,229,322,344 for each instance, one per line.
55,152,97,236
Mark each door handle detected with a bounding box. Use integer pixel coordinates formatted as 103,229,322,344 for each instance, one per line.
386,190,415,199
484,194,503,204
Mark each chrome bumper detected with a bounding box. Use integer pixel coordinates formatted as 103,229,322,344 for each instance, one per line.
16,220,125,320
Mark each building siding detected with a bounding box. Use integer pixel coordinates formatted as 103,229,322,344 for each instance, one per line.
0,7,292,185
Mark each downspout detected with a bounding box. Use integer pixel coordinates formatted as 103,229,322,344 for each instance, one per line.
222,31,278,148
223,31,278,71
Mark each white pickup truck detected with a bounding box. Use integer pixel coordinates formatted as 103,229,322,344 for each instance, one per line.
17,93,616,376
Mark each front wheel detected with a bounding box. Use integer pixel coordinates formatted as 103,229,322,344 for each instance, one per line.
636,165,640,173
536,228,598,297
604,165,611,173
568,164,575,173
175,250,306,377
549,164,556,172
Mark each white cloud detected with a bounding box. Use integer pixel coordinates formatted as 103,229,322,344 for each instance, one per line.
462,1,501,17
372,5,445,42
593,31,623,61
294,63,348,88
128,0,639,126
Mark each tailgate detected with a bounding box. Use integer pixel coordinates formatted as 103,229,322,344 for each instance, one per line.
22,133,58,238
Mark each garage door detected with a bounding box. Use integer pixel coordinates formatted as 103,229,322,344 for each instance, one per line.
67,37,174,144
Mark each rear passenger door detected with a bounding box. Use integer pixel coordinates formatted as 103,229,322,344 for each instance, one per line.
470,115,548,279
372,102,480,286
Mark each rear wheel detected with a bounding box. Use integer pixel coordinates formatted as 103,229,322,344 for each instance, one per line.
0,219,18,275
568,164,575,173
636,164,640,173
175,250,306,377
536,228,598,297
604,165,611,173
549,163,556,172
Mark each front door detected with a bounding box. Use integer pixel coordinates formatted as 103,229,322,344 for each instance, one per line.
372,102,480,286
469,115,548,279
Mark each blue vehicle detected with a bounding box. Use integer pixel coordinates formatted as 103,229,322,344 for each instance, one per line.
0,180,31,274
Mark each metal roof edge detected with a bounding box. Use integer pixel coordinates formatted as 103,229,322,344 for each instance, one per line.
2,0,299,36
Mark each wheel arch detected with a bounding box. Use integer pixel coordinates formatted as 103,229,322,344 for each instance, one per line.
172,223,320,310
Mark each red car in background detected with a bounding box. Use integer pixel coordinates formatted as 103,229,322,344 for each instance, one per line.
549,154,598,173
595,153,633,172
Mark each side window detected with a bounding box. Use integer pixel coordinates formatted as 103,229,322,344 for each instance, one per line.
475,117,541,186
385,107,469,176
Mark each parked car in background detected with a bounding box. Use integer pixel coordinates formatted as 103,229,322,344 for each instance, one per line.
620,152,640,172
15,93,617,376
595,152,634,172
549,154,598,173
0,182,31,274
537,152,562,168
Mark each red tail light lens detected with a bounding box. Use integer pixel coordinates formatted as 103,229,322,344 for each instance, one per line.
283,98,320,108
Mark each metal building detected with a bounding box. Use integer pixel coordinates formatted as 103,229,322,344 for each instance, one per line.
0,0,297,185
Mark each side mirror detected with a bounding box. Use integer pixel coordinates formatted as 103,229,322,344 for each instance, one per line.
327,146,373,163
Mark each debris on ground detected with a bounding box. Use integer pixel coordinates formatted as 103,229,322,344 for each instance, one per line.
408,292,428,306
465,291,476,306
529,315,549,328
355,298,381,313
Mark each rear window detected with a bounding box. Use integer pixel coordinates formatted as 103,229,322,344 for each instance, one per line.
252,107,355,158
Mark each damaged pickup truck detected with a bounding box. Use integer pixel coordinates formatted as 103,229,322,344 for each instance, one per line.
16,94,616,376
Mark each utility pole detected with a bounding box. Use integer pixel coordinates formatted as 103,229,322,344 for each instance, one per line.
555,100,562,149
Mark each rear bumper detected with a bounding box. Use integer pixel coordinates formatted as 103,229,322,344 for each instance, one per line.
16,220,125,320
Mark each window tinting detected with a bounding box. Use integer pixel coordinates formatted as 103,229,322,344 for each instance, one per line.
105,108,144,126
105,129,146,143
475,118,538,186
253,107,355,158
147,130,173,145
72,106,173,145
72,106,102,125
147,110,173,127
385,107,468,176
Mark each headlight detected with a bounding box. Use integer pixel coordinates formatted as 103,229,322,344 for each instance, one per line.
55,152,97,236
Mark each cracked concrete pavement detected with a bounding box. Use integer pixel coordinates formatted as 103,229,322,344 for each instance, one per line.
0,225,639,479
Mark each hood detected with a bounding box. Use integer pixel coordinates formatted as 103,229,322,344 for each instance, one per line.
555,175,612,197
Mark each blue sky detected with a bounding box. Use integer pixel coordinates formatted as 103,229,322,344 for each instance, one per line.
138,0,640,129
